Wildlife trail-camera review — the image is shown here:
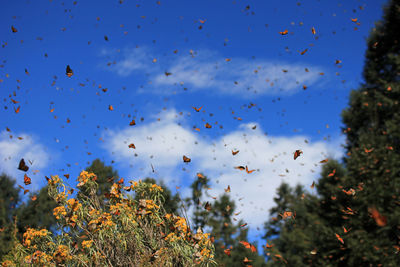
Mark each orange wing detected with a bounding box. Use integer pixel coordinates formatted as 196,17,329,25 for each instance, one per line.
279,29,288,35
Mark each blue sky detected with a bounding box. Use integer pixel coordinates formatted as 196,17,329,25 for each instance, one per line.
0,0,387,251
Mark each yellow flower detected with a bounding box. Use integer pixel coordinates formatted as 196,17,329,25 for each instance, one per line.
67,198,81,211
77,170,97,187
53,245,72,263
82,240,93,249
150,184,163,192
53,206,67,219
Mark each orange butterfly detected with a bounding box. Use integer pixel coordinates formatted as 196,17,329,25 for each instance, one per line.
129,143,136,149
205,123,212,128
66,65,73,77
328,169,336,177
245,166,255,174
183,155,191,163
224,249,231,256
204,202,211,211
224,185,231,192
192,106,203,112
11,25,18,33
319,159,329,163
368,207,387,226
279,29,288,35
24,174,31,185
232,150,239,155
197,173,205,179
18,159,29,172
311,27,316,35
335,233,344,244
234,166,245,171
294,150,303,160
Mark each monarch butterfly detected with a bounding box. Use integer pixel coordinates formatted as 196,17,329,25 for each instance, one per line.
18,158,29,172
294,150,303,160
279,29,288,35
183,155,191,163
66,65,73,77
24,174,31,185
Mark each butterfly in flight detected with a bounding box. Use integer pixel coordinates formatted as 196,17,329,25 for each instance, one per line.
294,150,303,160
18,158,29,172
183,155,191,163
66,65,73,77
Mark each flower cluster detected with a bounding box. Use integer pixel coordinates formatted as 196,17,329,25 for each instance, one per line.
23,228,50,248
2,171,216,266
77,170,97,187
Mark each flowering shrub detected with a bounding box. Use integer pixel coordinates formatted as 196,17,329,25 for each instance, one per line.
2,171,216,266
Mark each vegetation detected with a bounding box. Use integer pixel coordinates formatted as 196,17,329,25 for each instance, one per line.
1,171,216,266
263,0,400,265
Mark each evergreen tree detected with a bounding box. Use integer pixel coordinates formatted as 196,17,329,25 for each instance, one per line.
263,0,400,265
0,174,20,260
339,0,400,264
16,185,58,235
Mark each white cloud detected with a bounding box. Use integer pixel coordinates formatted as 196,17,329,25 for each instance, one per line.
0,131,51,188
101,47,325,96
102,110,343,230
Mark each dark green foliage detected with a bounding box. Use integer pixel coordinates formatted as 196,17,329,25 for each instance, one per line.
0,174,20,260
16,185,58,234
263,1,400,265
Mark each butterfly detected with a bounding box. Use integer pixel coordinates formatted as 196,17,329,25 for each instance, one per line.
245,166,255,174
129,120,136,126
279,29,288,35
294,150,303,160
232,150,239,155
234,166,245,171
11,25,18,33
18,158,29,172
335,233,344,244
204,202,212,211
128,143,136,149
66,65,73,77
183,155,191,163
24,174,31,185
311,27,316,35
197,173,205,179
205,123,212,128
192,106,203,112
368,207,387,226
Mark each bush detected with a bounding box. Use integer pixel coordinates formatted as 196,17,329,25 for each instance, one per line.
1,171,216,266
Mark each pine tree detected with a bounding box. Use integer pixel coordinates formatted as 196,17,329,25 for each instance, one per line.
0,174,20,260
339,0,400,264
16,185,58,235
263,0,400,265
